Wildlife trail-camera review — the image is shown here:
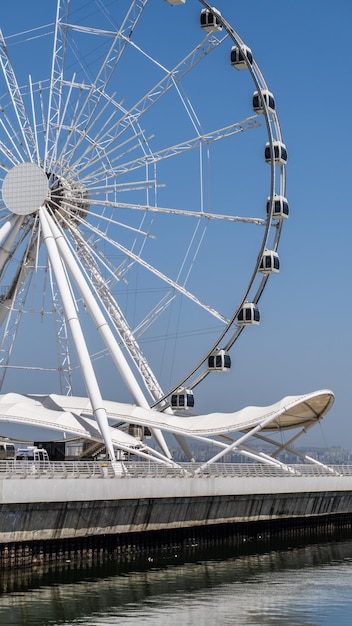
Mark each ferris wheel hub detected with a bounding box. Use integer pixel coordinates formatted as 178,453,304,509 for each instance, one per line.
2,162,48,215
46,172,90,226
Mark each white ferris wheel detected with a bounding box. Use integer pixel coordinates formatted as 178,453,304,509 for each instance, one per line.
0,0,290,462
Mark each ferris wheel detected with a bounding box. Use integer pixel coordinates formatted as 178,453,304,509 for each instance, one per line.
0,0,288,452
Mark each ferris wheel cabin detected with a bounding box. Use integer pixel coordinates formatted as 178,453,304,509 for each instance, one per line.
253,90,276,115
259,250,280,274
171,387,195,410
200,8,222,32
230,45,253,70
265,141,288,166
128,424,144,441
208,349,231,372
237,303,260,326
165,0,185,5
266,195,289,220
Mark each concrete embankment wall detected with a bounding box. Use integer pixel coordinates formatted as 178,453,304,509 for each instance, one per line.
1,474,352,543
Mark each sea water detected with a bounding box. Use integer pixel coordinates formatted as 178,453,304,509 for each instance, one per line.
0,533,351,625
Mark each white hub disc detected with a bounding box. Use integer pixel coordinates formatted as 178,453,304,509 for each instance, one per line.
2,163,48,215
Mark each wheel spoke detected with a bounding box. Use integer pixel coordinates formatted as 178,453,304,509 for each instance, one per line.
0,1,288,461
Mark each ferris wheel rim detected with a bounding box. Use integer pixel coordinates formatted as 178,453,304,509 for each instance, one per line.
0,0,288,422
151,1,287,408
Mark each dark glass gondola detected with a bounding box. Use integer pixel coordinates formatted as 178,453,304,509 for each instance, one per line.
259,250,280,274
171,387,195,409
230,45,253,70
237,302,260,325
264,141,288,165
266,195,289,219
253,90,275,115
128,424,144,440
208,349,231,372
200,8,222,32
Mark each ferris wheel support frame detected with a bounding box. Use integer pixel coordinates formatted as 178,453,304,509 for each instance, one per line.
0,1,289,463
39,206,117,461
45,210,172,459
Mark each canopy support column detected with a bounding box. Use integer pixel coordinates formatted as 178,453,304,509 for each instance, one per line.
194,412,290,474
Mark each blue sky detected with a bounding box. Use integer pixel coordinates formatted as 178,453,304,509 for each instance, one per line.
0,0,350,448
222,0,352,446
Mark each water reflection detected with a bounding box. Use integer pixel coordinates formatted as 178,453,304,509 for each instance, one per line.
0,532,352,625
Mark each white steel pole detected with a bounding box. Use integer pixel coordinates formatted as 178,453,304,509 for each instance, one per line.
45,212,172,459
0,216,25,326
39,206,116,461
0,215,23,269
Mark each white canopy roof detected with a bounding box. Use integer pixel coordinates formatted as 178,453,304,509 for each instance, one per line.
0,392,139,448
0,388,334,439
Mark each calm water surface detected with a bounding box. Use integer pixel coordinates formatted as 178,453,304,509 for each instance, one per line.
1,534,352,625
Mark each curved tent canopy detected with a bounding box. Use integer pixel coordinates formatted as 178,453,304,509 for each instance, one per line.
0,389,334,438
0,392,141,449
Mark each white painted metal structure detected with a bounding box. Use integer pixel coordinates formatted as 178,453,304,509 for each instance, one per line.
0,1,291,464
0,389,335,473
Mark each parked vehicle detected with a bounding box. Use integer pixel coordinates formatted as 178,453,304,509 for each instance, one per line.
0,442,16,460
15,446,49,463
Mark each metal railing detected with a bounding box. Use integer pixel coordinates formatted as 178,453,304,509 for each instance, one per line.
1,460,352,480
